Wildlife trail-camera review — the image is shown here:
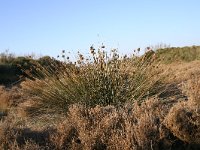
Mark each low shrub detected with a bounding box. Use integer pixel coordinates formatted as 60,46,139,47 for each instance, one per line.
50,98,174,149
163,101,200,144
164,75,200,144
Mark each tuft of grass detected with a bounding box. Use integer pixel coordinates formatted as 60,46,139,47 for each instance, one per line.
21,46,164,114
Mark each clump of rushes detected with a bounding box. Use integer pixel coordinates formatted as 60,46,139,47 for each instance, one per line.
21,46,164,114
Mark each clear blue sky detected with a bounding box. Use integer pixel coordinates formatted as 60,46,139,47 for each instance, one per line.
0,0,200,57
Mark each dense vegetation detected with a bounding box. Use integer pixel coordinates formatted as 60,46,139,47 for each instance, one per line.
156,45,200,63
0,46,200,149
0,51,60,86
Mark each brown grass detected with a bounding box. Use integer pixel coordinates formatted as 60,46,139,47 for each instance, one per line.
0,86,24,120
164,101,200,144
0,97,199,149
164,75,200,145
0,86,9,114
47,98,175,150
160,60,200,84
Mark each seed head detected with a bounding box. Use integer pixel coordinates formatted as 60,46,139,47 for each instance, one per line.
90,46,95,54
101,45,105,49
79,54,84,60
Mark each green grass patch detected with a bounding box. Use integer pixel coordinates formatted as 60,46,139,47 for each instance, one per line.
156,46,200,63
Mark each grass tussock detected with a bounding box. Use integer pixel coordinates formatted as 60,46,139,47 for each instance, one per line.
21,47,164,114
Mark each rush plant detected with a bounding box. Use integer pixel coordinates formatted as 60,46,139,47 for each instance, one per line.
22,46,163,114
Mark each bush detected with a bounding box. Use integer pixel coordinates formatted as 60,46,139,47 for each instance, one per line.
164,101,200,144
0,64,19,85
164,75,200,144
50,98,172,149
0,55,36,85
0,50,15,64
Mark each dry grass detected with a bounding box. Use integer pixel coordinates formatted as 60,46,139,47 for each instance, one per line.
164,75,200,145
0,86,24,120
160,60,200,84
0,97,199,149
164,101,200,144
39,98,172,149
0,86,9,114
